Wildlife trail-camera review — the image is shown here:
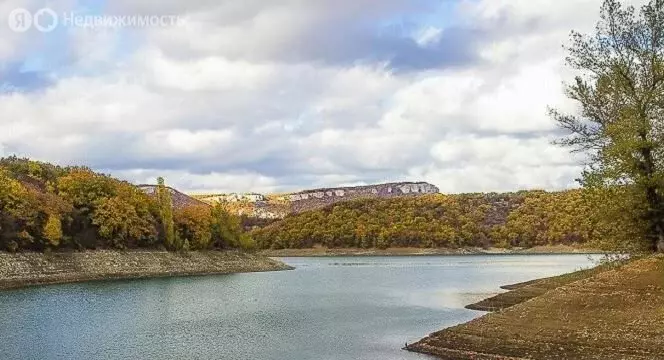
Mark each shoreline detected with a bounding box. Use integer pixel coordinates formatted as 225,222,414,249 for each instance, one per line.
260,245,606,257
0,250,293,291
406,255,664,359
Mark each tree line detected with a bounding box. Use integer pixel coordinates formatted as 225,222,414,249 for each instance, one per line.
252,188,647,252
0,157,253,252
0,157,647,253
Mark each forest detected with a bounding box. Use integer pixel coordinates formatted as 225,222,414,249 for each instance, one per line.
252,187,647,252
0,157,650,254
0,157,252,252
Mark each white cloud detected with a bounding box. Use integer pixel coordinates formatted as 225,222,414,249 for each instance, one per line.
114,168,279,194
0,0,616,193
414,26,443,47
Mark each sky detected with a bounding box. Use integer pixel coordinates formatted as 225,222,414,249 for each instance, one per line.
0,0,646,194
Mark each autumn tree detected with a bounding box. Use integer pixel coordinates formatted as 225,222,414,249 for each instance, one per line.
92,183,158,249
552,0,664,252
42,214,63,247
0,158,258,253
174,205,213,250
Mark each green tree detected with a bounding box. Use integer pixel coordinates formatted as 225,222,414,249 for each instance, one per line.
156,177,177,250
551,0,664,252
211,203,246,248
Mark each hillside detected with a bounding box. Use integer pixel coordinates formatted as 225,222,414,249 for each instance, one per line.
0,157,249,252
191,181,440,219
138,184,209,209
251,189,643,251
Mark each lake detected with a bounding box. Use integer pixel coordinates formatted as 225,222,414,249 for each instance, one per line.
0,254,599,360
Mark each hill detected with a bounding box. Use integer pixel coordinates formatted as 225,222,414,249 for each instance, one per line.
138,184,209,209
0,157,248,252
251,189,643,251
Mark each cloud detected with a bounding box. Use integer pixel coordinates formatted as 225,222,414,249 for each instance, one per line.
115,168,279,194
110,0,484,71
0,0,614,193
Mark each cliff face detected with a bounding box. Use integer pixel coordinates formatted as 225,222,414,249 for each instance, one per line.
287,182,440,213
192,181,440,219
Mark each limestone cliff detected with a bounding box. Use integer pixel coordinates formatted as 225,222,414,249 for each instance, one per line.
192,182,440,219
285,182,440,213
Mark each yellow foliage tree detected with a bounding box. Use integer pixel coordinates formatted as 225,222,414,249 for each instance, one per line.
42,214,63,247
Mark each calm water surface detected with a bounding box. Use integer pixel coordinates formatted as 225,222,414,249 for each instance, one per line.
0,255,599,360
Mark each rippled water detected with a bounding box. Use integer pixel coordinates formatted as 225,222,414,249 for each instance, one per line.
0,254,599,360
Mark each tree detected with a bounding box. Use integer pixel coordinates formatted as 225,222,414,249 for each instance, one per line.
156,177,177,250
211,203,245,249
551,0,664,252
174,205,213,250
57,169,116,211
92,194,158,249
43,214,63,247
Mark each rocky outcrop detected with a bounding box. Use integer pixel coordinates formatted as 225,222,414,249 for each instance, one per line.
189,181,440,219
0,250,293,291
287,182,440,213
194,193,266,203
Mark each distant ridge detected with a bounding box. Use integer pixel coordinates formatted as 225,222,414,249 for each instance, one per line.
289,182,439,196
191,181,440,218
137,184,210,210
286,182,440,213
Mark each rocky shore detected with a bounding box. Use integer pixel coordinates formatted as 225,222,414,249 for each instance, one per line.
0,250,293,291
407,255,664,359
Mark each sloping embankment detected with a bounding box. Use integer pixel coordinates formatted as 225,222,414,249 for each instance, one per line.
0,250,293,291
408,255,664,359
464,266,608,312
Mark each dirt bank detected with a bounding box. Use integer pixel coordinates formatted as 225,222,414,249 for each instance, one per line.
407,255,664,359
0,250,293,291
465,265,610,312
260,245,603,257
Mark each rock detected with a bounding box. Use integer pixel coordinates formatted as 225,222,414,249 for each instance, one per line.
288,182,440,213
189,181,440,219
